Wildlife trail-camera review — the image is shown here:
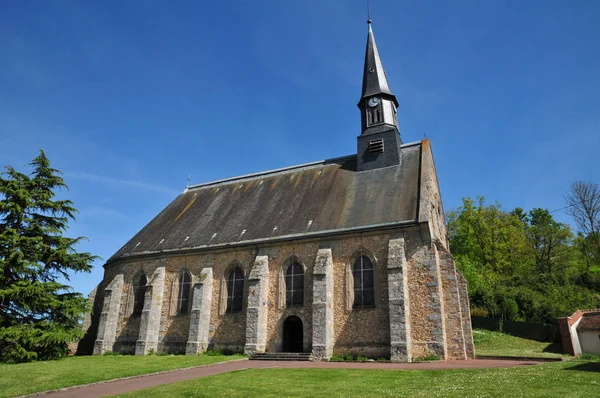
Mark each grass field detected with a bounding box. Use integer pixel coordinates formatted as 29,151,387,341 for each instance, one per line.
0,330,582,397
118,362,600,397
472,329,569,358
0,354,244,398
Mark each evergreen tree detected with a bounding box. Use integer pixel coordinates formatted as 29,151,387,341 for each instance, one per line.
0,150,97,363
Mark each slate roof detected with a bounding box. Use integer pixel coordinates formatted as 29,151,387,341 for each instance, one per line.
107,141,423,265
578,312,600,331
360,22,399,107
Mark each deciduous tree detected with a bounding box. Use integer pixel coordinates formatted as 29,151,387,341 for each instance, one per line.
565,181,600,256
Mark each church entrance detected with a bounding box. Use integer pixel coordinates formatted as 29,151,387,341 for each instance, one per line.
282,315,303,353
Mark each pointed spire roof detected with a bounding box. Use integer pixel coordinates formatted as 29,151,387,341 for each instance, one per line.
359,21,399,107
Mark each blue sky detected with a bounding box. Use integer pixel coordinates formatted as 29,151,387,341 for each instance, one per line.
1,0,599,296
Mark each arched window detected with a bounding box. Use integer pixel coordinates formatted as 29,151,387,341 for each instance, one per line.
352,255,374,309
226,267,244,313
132,272,147,316
285,262,304,307
171,269,192,316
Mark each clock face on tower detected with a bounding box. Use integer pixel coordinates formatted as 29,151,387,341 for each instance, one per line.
368,97,380,107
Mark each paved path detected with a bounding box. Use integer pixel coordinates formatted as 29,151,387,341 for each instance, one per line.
35,358,543,398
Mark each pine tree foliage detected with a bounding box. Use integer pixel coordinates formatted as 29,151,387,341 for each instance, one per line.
0,151,97,363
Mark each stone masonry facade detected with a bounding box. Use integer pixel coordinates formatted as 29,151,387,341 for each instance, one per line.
90,226,473,361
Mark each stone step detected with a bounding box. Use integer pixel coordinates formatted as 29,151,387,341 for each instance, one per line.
250,352,314,361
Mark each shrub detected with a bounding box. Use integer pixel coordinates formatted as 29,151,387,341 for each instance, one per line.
204,350,224,356
344,353,354,361
329,355,345,362
357,355,369,362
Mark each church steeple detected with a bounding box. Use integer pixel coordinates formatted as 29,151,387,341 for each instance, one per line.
360,21,399,108
356,19,403,172
358,20,400,136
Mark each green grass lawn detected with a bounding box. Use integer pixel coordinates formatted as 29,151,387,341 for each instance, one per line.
473,328,569,358
0,330,578,397
0,354,245,398
117,362,600,397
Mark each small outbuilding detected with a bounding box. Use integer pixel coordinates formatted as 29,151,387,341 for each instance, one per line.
558,310,600,356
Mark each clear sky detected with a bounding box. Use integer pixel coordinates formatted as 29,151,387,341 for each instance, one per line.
1,1,599,296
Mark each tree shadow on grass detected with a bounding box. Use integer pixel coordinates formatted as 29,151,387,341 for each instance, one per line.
563,362,600,372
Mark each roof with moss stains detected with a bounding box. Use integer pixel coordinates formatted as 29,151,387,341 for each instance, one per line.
107,141,424,264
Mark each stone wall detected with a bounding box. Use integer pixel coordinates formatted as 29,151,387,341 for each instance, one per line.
457,273,475,358
330,234,391,358
93,225,472,360
262,243,317,353
418,139,449,250
437,243,467,359
404,228,446,359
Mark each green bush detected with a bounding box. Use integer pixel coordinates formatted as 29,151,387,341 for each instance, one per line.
329,355,345,362
357,355,368,362
344,353,354,361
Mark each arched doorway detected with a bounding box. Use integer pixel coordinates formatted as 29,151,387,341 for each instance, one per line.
282,315,303,352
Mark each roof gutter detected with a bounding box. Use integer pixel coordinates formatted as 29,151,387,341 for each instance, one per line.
104,219,421,268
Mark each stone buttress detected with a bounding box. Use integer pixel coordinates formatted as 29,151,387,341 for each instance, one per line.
186,267,213,355
311,248,334,359
244,254,270,355
387,237,412,362
136,266,166,355
93,274,123,355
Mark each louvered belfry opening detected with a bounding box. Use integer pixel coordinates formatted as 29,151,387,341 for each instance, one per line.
368,138,384,154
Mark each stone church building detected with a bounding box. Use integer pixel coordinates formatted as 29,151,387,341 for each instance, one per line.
88,21,474,362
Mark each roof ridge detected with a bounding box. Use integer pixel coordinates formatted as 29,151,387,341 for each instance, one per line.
184,140,422,192
184,154,355,191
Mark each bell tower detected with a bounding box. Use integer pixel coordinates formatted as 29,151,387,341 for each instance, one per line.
356,20,403,171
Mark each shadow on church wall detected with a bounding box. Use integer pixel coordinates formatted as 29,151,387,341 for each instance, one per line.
159,315,190,354
208,312,247,353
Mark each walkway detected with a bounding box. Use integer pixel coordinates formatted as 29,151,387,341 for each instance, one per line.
36,358,543,398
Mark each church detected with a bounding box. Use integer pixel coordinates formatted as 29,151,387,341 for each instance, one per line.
88,20,474,362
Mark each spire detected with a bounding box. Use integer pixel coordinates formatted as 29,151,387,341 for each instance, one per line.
359,21,398,107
